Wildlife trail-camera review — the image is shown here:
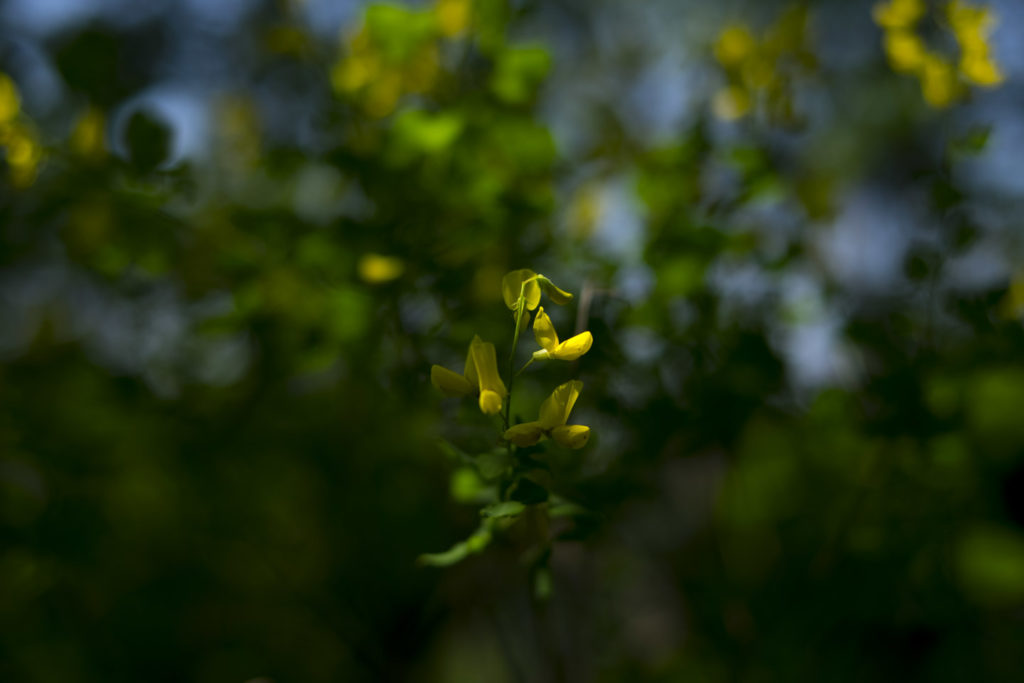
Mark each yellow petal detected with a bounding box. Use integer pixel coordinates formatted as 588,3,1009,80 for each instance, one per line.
714,25,755,67
479,389,503,415
884,30,926,73
502,269,541,311
962,53,1004,87
536,275,573,304
358,253,404,283
532,306,559,353
504,421,545,446
551,331,592,361
872,0,925,29
0,74,21,125
470,336,507,400
551,424,590,449
431,365,473,396
464,336,480,387
517,308,531,330
539,380,582,429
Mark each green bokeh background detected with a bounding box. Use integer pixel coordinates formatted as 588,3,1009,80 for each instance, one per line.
2,0,1024,680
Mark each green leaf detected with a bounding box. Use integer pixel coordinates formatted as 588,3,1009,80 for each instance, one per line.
393,109,464,154
533,566,553,601
450,467,495,504
548,501,592,519
475,448,512,479
364,4,436,63
950,125,991,156
480,501,525,519
490,45,552,104
418,524,493,567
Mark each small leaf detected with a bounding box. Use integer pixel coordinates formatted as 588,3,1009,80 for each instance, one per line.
951,124,991,156
533,566,553,601
450,467,495,504
548,502,592,519
536,275,573,304
476,448,513,479
418,524,492,567
480,501,526,519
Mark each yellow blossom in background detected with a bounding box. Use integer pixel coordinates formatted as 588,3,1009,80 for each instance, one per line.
920,54,960,108
5,135,41,187
1001,275,1024,319
712,86,752,121
330,2,454,118
363,71,403,118
403,44,440,94
714,25,756,67
358,253,405,283
873,0,926,29
331,50,378,93
741,59,775,90
0,74,20,124
70,107,106,159
948,0,995,40
948,0,1004,87
884,30,927,72
960,51,1003,87
874,0,1004,108
566,183,604,240
504,380,590,449
531,307,592,361
0,74,42,187
436,0,471,38
710,10,813,124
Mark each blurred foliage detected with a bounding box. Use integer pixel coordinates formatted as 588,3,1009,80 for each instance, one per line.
1,0,1023,681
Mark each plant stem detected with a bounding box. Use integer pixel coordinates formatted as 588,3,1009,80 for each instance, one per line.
504,285,526,432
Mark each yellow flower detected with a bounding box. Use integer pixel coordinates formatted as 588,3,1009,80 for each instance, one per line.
884,29,927,72
920,53,960,108
70,107,106,159
873,0,926,29
502,268,541,311
531,307,592,361
714,25,756,68
504,380,590,449
501,269,574,312
712,86,752,121
961,52,1003,86
435,0,471,38
358,253,404,283
947,1,1004,87
0,74,21,125
536,275,573,304
430,364,473,396
430,335,507,414
947,0,995,43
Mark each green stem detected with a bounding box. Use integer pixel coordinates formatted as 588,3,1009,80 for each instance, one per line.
516,357,535,377
504,285,527,432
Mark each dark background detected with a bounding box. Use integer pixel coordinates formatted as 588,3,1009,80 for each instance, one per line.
2,0,1024,680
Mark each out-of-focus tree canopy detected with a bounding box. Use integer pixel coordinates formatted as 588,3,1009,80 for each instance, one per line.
2,0,1024,680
